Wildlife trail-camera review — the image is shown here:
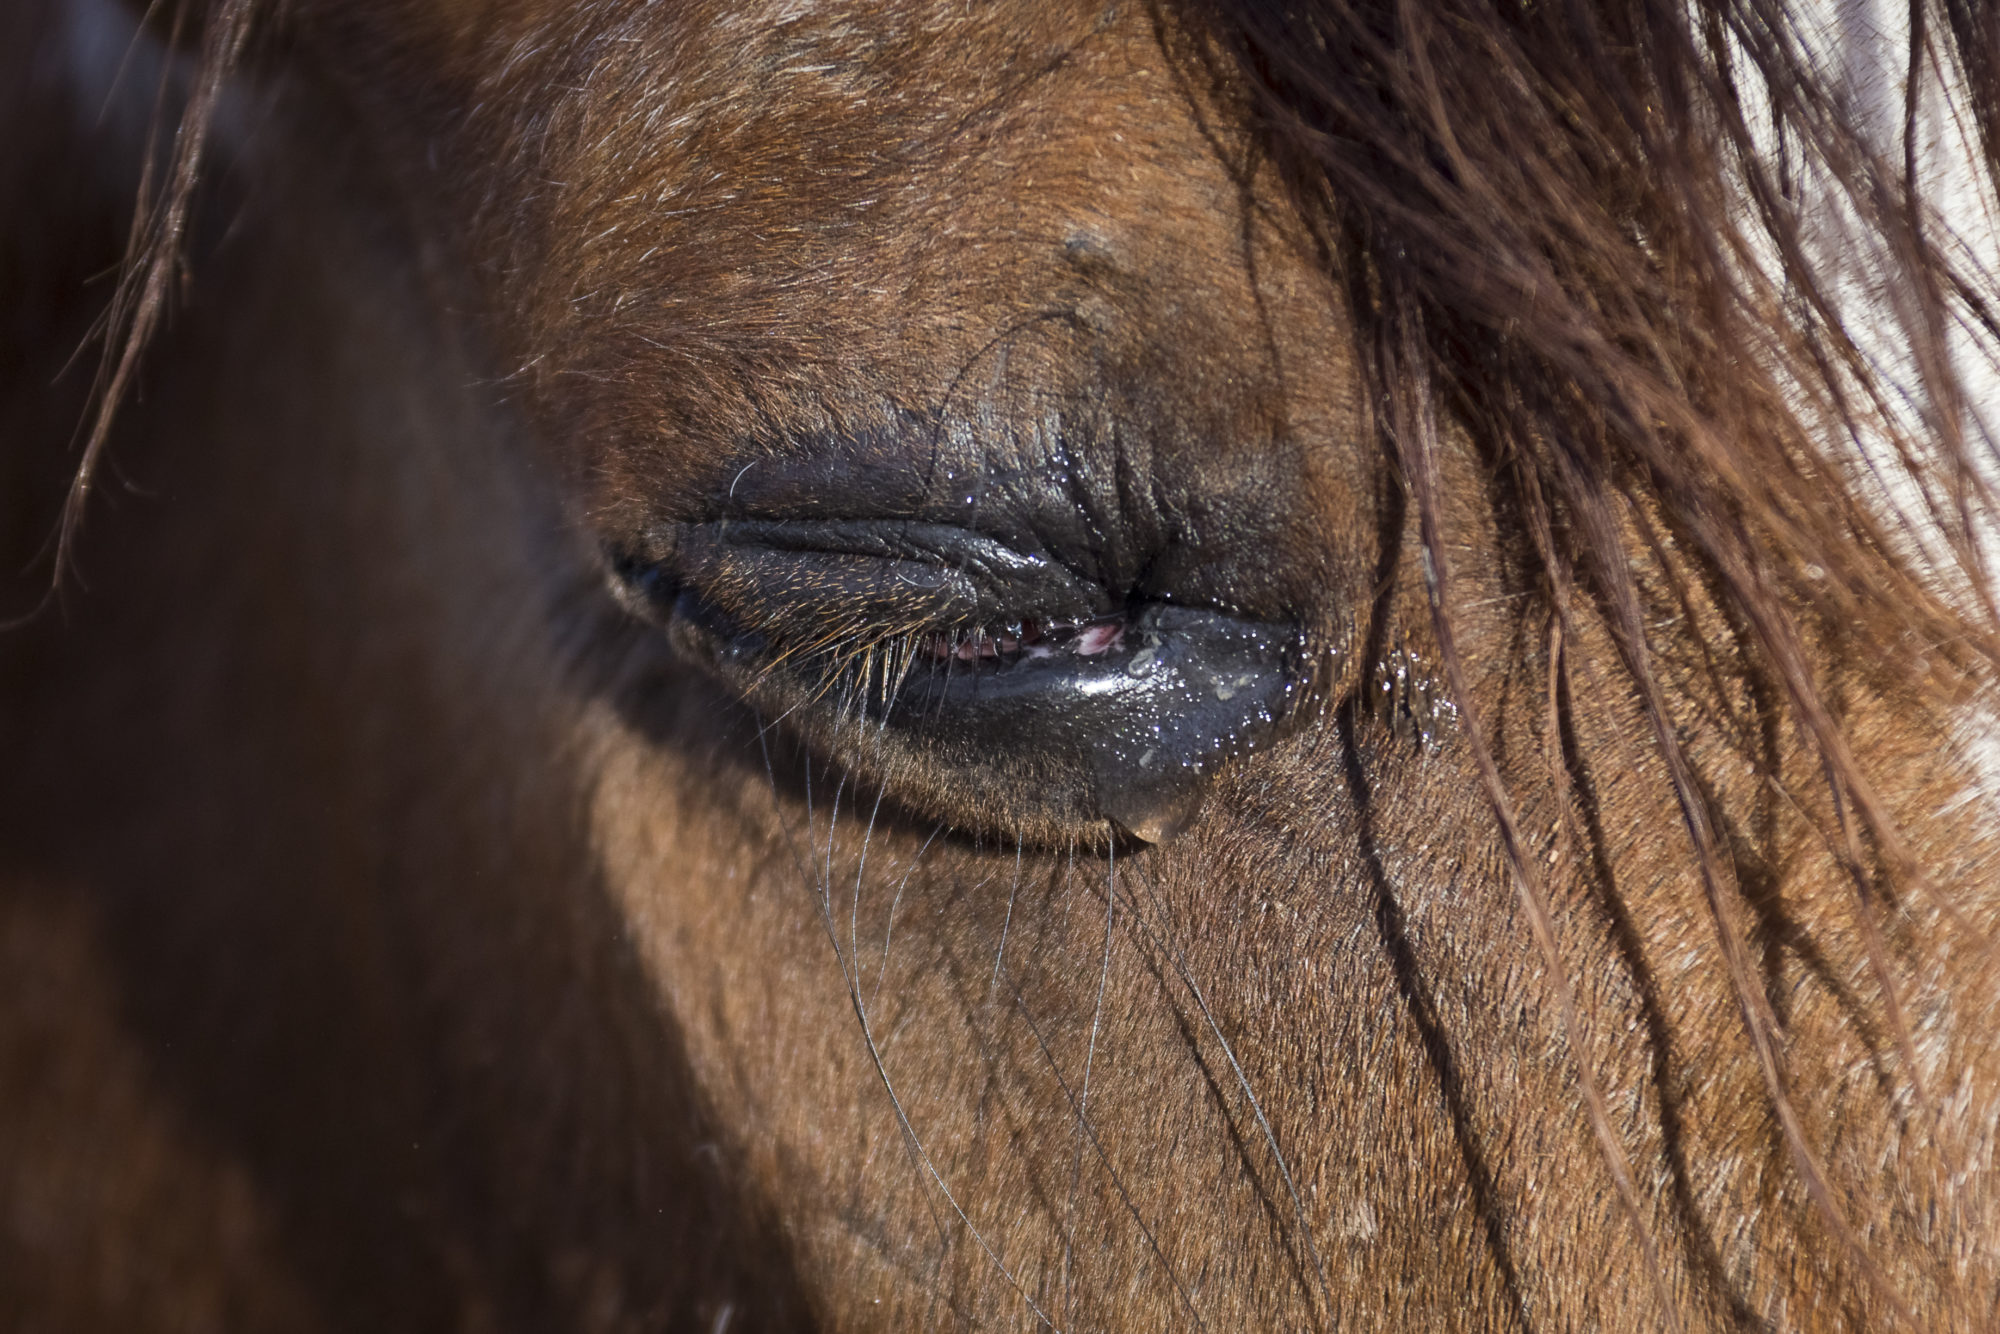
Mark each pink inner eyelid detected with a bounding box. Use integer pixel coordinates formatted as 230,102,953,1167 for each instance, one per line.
923,615,1129,662
1072,622,1122,655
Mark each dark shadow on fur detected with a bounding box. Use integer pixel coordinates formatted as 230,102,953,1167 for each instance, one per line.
1553,673,1767,1332
1337,481,1531,1331
1336,700,1530,1332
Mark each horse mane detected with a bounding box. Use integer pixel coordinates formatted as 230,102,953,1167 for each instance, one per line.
1180,0,2000,1317
71,0,2000,1322
39,0,254,615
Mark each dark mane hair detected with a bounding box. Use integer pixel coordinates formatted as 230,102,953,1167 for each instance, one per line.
73,0,2000,1322
1179,0,2000,1316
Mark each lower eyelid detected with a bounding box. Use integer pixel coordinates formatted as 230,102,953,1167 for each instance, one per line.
878,604,1305,843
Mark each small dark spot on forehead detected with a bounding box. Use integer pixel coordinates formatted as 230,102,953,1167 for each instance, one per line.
1063,230,1119,268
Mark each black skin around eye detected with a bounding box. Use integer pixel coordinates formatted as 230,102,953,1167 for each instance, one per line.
872,603,1302,843
609,519,1307,845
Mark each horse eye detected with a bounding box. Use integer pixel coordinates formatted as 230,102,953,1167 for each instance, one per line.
610,512,1306,844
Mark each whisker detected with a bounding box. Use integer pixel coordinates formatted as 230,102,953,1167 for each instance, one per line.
853,781,890,996
753,718,963,1277
1124,858,1334,1330
842,871,1064,1329
1063,838,1118,1327
989,928,1210,1333
823,769,848,907
870,822,945,1013
990,834,1025,996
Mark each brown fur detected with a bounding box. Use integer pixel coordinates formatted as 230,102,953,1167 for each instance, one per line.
3,0,1998,1329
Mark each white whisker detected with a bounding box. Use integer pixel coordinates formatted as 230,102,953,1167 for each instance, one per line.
1125,859,1333,1328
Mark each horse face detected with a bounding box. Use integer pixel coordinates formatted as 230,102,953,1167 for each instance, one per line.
15,0,1993,1328
214,1,1974,1327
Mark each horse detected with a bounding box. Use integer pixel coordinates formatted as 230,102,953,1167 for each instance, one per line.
4,0,1998,1328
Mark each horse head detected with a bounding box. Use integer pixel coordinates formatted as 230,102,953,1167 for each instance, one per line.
4,0,1998,1328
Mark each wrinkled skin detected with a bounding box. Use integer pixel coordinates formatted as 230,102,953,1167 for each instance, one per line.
2,1,1997,1330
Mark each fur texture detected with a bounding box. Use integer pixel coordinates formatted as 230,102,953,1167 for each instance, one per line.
3,0,1998,1329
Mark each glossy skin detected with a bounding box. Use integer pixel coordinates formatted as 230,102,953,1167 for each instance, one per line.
2,1,1997,1330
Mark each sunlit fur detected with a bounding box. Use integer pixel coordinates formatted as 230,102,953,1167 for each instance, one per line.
4,0,1999,1329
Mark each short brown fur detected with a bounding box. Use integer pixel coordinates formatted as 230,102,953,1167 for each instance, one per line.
4,0,1998,1329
